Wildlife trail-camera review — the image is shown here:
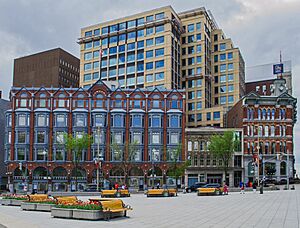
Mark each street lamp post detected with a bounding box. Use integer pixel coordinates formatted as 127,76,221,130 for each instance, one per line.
43,150,49,193
96,125,103,192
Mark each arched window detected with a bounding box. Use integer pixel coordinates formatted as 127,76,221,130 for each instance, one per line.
279,125,282,136
265,142,269,154
271,109,275,120
247,109,251,120
131,94,145,108
262,109,266,120
58,94,66,108
258,109,261,120
170,95,179,109
271,142,276,154
39,93,47,107
280,162,286,175
267,109,271,120
95,93,104,108
281,109,286,120
20,93,28,107
77,94,85,108
264,125,269,137
270,126,275,136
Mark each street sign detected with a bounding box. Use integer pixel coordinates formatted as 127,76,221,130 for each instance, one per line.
273,63,284,74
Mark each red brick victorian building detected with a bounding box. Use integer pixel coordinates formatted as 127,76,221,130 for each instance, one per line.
5,80,185,192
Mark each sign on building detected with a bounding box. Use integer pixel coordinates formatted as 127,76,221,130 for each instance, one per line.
273,63,284,74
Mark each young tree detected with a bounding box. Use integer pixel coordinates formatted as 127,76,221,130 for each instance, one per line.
111,140,139,186
64,132,92,191
167,144,189,190
208,131,240,185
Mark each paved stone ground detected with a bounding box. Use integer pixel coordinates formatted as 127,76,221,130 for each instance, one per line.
0,185,300,228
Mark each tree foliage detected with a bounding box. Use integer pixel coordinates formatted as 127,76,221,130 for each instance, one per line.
208,131,240,184
63,132,92,191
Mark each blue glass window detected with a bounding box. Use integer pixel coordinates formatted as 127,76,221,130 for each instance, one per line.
152,116,160,127
197,113,202,122
188,35,194,43
119,22,126,30
220,96,226,104
188,24,194,32
220,43,226,51
146,27,153,35
197,102,202,110
146,62,153,71
127,31,136,40
137,52,144,60
137,17,144,26
109,47,117,55
137,62,144,72
127,42,135,51
137,30,144,38
85,30,92,37
170,115,179,128
127,65,135,74
220,75,226,83
113,115,123,127
155,48,164,57
228,95,234,103
127,53,135,62
110,24,118,32
101,27,108,35
93,62,99,69
196,33,201,41
197,45,202,53
220,64,226,72
127,20,136,28
146,15,154,22
228,74,234,81
146,38,153,47
93,51,99,58
102,38,108,45
228,63,234,71
155,72,164,81
220,53,226,61
197,67,202,74
102,49,108,56
84,73,91,82
155,60,164,69
146,74,153,82
155,25,164,33
94,40,100,47
118,67,125,75
228,52,233,59
220,85,226,93
213,112,220,120
137,40,144,49
196,22,201,31
94,29,100,35
84,42,92,50
119,55,125,64
196,56,202,63
84,63,92,71
119,34,126,42
93,72,99,80
155,36,164,45
155,12,164,20
109,69,116,77
132,115,142,127
84,52,92,61
109,57,117,66
146,50,153,59
228,85,234,92
206,112,211,121
101,59,107,67
119,44,125,53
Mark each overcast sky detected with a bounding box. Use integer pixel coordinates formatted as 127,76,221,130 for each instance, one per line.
0,0,299,171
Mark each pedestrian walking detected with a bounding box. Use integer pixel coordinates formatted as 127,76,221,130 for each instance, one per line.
223,184,228,195
156,182,160,189
240,182,245,194
252,181,257,193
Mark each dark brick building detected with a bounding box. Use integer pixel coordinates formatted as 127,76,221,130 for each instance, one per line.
5,80,185,192
227,78,297,184
13,48,80,88
0,91,11,188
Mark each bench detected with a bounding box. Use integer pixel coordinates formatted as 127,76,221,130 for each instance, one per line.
100,189,130,198
100,199,132,221
197,187,223,196
27,194,49,202
54,196,78,205
167,189,177,197
147,189,167,197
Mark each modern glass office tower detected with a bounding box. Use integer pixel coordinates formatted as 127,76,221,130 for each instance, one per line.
79,6,245,127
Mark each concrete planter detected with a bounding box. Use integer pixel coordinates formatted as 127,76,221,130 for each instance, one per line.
10,199,25,206
21,202,37,210
36,203,53,212
51,207,73,219
0,199,12,205
72,209,104,220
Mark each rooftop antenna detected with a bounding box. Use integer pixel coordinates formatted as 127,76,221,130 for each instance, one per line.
280,50,282,63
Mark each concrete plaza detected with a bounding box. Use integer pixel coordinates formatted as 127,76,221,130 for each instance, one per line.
0,186,300,228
